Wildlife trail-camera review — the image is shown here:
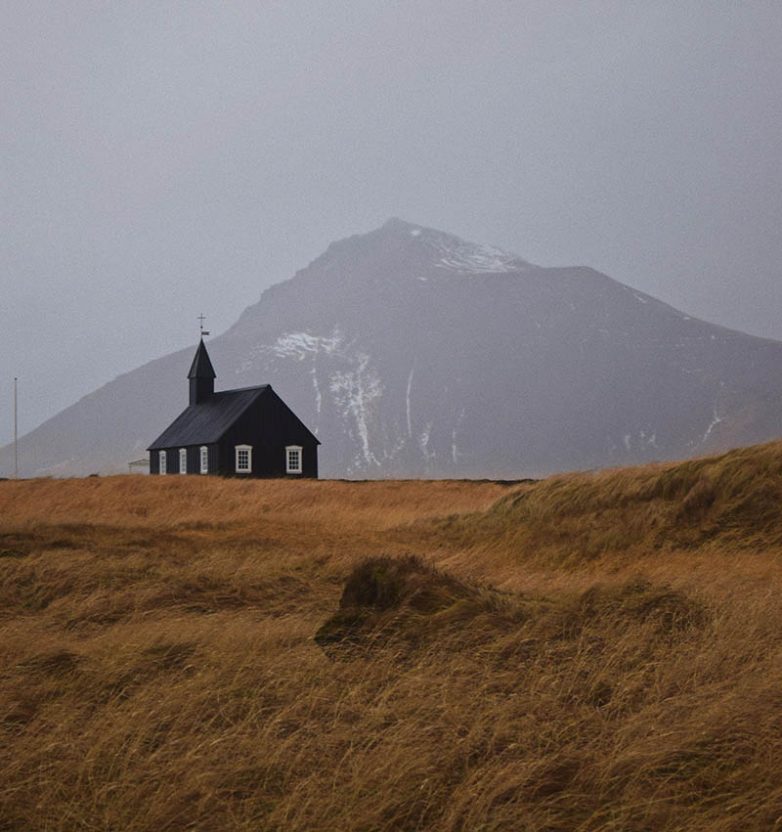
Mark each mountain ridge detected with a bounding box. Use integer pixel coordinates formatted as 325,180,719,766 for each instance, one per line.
3,218,782,478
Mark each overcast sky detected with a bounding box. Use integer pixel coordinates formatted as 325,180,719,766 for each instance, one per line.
2,1,781,444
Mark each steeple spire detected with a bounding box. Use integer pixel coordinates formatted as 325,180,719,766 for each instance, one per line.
188,339,216,405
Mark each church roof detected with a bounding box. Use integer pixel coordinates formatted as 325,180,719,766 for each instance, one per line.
188,339,216,379
148,386,269,450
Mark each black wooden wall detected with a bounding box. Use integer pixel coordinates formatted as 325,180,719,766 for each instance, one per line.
150,388,318,478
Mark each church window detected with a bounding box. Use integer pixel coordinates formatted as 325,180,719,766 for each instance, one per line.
286,445,303,474
200,446,208,474
235,445,252,473
159,450,167,475
179,448,187,474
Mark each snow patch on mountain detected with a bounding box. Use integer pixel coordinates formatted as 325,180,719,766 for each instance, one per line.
434,241,525,274
622,430,660,452
413,228,526,274
267,330,343,360
329,353,383,471
701,408,724,445
312,365,322,418
419,421,435,464
235,330,343,374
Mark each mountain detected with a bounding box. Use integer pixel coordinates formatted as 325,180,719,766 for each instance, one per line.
4,218,782,478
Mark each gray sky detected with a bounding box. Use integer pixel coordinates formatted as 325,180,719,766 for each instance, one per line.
2,1,781,445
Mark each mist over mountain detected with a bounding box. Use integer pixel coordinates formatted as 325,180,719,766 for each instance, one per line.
4,218,782,479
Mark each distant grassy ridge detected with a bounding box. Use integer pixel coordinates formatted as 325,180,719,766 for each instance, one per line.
406,441,782,579
2,444,782,830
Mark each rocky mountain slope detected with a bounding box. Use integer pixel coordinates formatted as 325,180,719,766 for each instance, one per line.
4,218,782,478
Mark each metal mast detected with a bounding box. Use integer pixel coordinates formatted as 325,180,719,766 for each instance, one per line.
13,377,18,479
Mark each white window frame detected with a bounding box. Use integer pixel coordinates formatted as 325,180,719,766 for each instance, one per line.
179,448,187,474
159,449,167,475
200,446,209,475
285,445,303,475
235,444,252,474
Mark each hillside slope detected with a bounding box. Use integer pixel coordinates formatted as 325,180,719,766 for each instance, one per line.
4,218,782,478
2,443,782,830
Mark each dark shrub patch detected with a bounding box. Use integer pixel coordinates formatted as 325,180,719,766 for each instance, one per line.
316,555,481,653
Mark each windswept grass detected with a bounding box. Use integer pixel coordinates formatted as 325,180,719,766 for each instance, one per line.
2,445,782,830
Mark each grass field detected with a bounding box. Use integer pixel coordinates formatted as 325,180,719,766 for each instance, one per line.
3,443,782,830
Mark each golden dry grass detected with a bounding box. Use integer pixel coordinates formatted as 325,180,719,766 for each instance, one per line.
2,444,782,831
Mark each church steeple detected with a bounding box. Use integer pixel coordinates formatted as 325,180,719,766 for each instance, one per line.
188,339,216,405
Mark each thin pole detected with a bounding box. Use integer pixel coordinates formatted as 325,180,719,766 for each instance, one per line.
13,377,18,479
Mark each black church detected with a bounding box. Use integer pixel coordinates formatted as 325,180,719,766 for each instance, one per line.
148,340,319,478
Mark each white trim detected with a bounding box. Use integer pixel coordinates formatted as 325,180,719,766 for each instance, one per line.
200,446,209,474
159,450,167,475
285,445,303,474
179,448,187,474
235,444,252,474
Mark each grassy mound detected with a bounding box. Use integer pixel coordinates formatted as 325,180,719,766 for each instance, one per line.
427,440,782,567
315,555,504,653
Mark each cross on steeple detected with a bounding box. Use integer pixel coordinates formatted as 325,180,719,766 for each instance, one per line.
198,313,210,338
